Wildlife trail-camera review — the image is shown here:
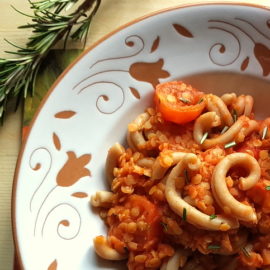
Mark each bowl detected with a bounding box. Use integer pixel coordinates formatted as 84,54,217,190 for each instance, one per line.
12,3,270,269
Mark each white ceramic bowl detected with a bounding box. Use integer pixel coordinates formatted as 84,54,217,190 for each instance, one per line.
13,3,270,270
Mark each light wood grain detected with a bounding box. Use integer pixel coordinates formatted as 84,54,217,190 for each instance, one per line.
0,0,269,269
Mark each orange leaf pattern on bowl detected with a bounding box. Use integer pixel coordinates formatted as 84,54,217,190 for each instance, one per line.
208,18,270,76
241,57,249,71
71,192,88,198
129,87,140,99
52,132,61,151
54,111,76,119
173,23,194,38
48,259,57,270
129,59,170,88
56,152,91,187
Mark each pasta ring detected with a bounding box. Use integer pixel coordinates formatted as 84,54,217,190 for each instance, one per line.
206,94,234,126
211,153,260,223
91,191,114,208
151,151,188,180
165,153,239,231
232,95,254,117
127,112,150,151
221,93,237,105
194,113,258,149
105,143,125,184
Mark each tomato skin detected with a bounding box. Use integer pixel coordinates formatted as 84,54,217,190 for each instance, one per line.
154,81,206,124
108,195,162,250
125,195,161,243
247,182,270,212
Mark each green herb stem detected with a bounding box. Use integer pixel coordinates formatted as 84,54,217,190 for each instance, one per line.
221,126,229,134
208,245,221,250
184,169,189,184
182,208,187,221
262,126,268,140
209,214,217,220
200,132,208,145
179,97,190,104
241,247,251,258
0,0,101,123
224,141,237,149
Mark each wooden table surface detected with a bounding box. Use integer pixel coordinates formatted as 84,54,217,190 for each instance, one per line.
0,0,269,269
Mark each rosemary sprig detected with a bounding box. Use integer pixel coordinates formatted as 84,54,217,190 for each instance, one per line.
0,0,101,123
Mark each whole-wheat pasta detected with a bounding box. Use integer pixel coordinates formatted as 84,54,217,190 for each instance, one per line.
93,236,127,260
106,143,125,184
194,114,258,149
206,94,234,126
211,153,260,223
165,153,239,231
91,191,115,208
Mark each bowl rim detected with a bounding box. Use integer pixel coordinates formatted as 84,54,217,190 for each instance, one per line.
11,1,270,269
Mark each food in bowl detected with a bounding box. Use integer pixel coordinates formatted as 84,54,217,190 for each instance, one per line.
91,81,270,270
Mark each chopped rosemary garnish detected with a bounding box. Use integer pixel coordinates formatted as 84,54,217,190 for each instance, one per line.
224,141,237,149
198,98,204,104
160,222,168,231
233,109,238,122
241,247,251,258
179,97,190,104
182,208,187,221
208,245,221,250
184,169,189,184
221,126,229,134
266,186,270,191
209,214,217,220
262,126,268,140
200,132,208,144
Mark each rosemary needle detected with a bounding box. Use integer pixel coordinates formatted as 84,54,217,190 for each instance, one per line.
197,98,204,104
221,126,229,134
224,141,237,149
179,97,190,104
241,247,251,258
262,126,268,140
184,169,189,184
232,109,238,122
208,245,221,250
200,132,208,144
160,222,168,231
182,208,187,221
